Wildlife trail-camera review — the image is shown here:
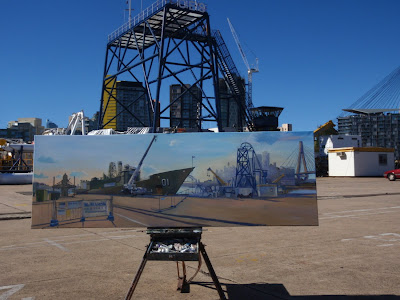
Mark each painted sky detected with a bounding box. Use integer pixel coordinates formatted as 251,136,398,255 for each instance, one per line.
2,1,400,131
33,132,314,185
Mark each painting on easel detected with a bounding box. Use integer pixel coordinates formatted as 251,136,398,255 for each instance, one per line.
31,131,318,228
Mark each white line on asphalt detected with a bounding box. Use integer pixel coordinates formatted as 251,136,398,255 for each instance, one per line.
0,234,140,251
341,232,400,247
323,206,400,215
320,209,400,220
0,284,25,300
45,233,95,239
380,233,400,237
60,235,138,245
114,213,149,226
106,235,138,239
43,238,69,252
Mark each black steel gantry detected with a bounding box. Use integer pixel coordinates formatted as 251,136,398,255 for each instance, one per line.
98,0,252,132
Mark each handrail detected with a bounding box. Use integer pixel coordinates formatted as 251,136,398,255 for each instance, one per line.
108,0,207,43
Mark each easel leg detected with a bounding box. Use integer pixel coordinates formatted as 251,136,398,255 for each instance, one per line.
199,242,226,300
176,261,190,293
125,243,152,300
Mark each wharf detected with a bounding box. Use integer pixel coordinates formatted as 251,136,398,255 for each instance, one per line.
0,177,399,299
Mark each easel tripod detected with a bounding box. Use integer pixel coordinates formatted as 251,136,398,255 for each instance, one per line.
125,227,226,300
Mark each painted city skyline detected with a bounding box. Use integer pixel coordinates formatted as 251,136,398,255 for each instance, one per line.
34,132,314,186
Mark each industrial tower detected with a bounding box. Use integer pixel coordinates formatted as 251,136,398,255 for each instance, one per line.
98,0,252,132
234,142,267,195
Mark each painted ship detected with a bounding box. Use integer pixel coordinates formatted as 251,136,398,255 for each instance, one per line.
88,167,194,196
136,167,194,195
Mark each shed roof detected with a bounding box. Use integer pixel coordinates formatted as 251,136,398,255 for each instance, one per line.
328,147,394,153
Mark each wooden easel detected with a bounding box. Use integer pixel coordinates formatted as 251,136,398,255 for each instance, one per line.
125,227,226,300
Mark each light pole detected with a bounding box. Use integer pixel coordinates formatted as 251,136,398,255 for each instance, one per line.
191,156,195,191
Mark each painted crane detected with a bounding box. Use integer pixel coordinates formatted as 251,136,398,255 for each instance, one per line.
227,18,259,111
123,135,157,194
207,167,228,186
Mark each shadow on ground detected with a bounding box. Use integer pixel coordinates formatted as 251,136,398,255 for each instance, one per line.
192,281,400,300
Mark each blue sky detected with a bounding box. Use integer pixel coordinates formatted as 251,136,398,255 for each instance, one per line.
2,0,400,130
33,132,313,185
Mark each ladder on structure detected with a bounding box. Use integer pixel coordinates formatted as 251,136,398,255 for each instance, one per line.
212,30,254,130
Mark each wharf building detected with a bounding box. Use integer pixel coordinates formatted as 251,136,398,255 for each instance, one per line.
102,80,150,131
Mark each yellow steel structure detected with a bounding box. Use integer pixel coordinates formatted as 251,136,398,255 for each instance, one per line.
102,76,117,129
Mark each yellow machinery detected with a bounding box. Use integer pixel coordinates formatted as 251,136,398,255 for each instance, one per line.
207,168,228,186
0,139,13,171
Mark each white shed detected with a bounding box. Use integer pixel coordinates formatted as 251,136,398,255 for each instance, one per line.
328,147,394,177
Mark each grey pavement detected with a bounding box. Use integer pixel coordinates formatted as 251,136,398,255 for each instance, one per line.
0,184,32,220
0,177,399,299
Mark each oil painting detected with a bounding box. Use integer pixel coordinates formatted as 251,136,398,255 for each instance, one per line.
32,132,318,228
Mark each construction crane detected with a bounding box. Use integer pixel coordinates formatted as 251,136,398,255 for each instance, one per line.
227,18,259,110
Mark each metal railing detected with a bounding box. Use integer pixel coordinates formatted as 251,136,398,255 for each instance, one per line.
108,0,207,43
213,30,254,129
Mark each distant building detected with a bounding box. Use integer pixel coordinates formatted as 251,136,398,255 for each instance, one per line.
88,112,99,132
279,124,292,132
218,78,246,129
170,84,201,128
336,66,400,161
45,119,58,129
338,109,400,160
1,118,44,142
15,118,44,135
102,80,150,131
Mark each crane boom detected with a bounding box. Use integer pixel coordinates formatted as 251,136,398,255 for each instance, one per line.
127,135,157,187
227,18,250,70
227,18,258,110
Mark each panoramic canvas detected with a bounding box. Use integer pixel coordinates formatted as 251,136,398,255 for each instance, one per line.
32,132,318,228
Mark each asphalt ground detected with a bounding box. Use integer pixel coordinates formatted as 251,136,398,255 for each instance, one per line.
0,177,399,299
